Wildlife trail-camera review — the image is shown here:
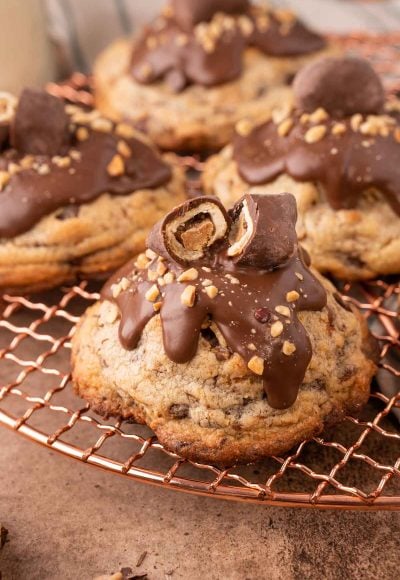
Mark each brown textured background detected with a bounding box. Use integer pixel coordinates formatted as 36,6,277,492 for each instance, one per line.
0,426,399,580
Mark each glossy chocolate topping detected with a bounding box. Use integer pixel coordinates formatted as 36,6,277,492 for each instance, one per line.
233,58,400,216
130,3,325,91
0,90,172,238
102,194,327,410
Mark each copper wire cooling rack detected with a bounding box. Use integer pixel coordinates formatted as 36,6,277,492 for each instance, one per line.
0,281,399,509
1,33,400,510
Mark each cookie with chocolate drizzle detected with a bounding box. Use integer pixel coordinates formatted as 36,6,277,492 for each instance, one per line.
203,56,400,279
72,194,377,465
0,89,186,293
94,0,331,151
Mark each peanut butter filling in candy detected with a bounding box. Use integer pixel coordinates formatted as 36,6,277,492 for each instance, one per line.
0,88,172,238
129,0,325,92
102,193,327,410
233,56,400,217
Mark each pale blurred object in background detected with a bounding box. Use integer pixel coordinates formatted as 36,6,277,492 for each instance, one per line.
0,0,56,92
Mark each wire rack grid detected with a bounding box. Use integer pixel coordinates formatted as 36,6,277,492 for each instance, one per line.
0,278,399,510
1,33,400,510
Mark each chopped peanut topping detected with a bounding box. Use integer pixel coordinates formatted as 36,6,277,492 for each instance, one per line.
177,268,199,282
304,125,327,144
181,285,196,307
332,122,346,136
270,320,284,338
205,285,219,299
107,154,125,177
156,261,167,276
350,114,362,131
76,127,89,141
37,164,50,175
202,279,213,287
277,118,294,137
135,253,150,269
275,305,291,317
145,284,160,303
117,140,132,158
248,356,264,375
153,301,162,312
282,341,296,356
111,277,130,298
91,118,113,133
147,269,158,282
163,272,175,284
145,249,157,260
116,123,136,139
0,171,9,191
236,119,254,137
309,108,328,123
286,291,300,302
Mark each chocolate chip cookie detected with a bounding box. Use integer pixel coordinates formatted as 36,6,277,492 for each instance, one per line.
0,89,186,293
203,56,400,280
94,0,331,152
72,194,377,466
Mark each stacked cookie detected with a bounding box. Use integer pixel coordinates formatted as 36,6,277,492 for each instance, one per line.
204,56,400,280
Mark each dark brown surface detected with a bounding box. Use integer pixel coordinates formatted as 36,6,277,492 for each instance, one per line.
0,427,399,580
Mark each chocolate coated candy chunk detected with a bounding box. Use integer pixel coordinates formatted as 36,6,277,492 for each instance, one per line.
293,56,385,117
228,193,297,269
11,88,70,155
171,0,249,30
148,196,230,264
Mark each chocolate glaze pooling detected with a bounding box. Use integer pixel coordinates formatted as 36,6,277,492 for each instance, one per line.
130,3,325,91
233,112,400,217
233,56,400,216
102,194,327,410
0,92,172,239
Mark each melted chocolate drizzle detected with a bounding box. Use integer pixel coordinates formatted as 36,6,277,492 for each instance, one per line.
233,112,400,217
102,195,327,410
130,3,325,91
0,100,172,239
